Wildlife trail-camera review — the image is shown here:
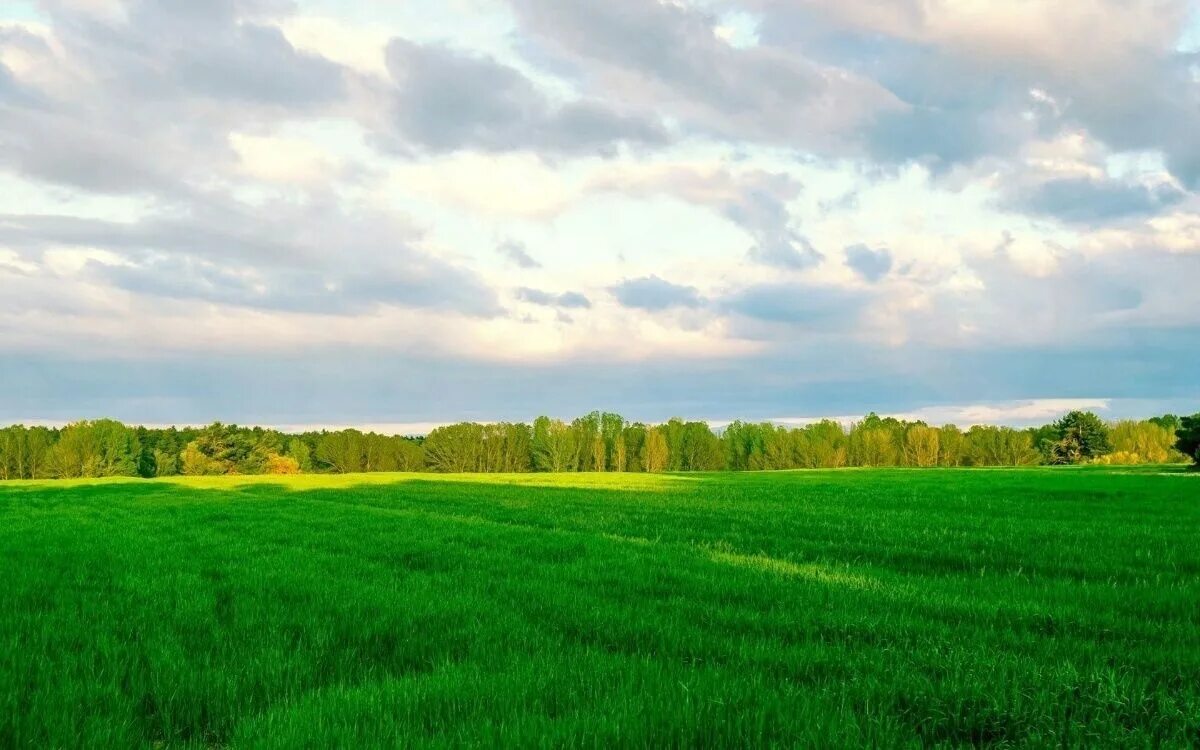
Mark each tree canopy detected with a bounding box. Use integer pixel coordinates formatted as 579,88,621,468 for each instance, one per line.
0,411,1193,480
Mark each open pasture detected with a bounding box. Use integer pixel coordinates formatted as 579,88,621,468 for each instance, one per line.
1,468,1197,747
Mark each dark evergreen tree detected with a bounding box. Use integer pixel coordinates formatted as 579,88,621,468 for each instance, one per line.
1048,411,1112,464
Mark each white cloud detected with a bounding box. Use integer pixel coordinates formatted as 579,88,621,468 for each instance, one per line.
383,153,584,219
280,15,391,76
767,398,1113,428
230,132,338,185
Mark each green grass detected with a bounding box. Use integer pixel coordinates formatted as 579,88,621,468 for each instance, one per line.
1,468,1198,748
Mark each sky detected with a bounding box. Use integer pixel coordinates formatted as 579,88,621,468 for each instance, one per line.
1,0,1198,431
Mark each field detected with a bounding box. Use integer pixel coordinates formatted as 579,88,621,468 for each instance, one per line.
1,468,1198,748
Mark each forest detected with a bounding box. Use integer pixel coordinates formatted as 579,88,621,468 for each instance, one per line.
1,411,1196,480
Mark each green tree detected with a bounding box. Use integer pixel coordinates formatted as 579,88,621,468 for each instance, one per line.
532,417,579,472
423,423,483,473
316,430,367,474
903,424,940,467
802,420,848,468
664,420,722,471
153,449,179,477
1107,420,1179,464
622,424,648,472
963,426,1039,466
287,438,314,472
0,426,54,479
723,421,762,471
181,443,225,475
178,423,256,475
1149,414,1182,433
599,412,625,471
937,424,965,467
1048,411,1112,464
46,419,140,478
570,412,602,471
1176,414,1200,467
642,427,669,473
613,433,627,472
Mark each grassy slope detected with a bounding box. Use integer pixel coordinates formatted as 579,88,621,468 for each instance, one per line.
1,468,1197,748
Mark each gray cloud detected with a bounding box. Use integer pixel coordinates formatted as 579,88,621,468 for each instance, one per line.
378,38,668,156
515,287,591,309
0,1,350,196
0,196,502,318
844,244,893,282
506,0,895,151
89,255,499,317
5,336,1197,427
722,282,866,326
610,275,704,310
592,167,823,270
172,23,345,107
1001,177,1186,224
747,233,823,270
864,105,1030,171
747,0,1200,186
497,240,541,269
1060,56,1200,190
723,178,823,269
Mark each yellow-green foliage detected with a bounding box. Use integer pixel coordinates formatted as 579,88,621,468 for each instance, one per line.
1106,420,1181,464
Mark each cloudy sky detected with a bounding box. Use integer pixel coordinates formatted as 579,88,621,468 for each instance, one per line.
2,0,1198,430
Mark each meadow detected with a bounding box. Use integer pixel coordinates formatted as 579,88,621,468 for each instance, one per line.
1,468,1197,748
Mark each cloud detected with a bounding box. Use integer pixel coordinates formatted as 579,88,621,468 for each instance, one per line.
0,194,503,318
497,240,541,269
2,0,1198,425
515,287,591,309
1000,176,1187,224
0,1,352,195
864,104,1030,170
768,398,1115,428
88,255,500,317
168,22,345,107
746,233,823,270
610,275,704,310
722,282,865,326
747,0,1200,184
591,165,822,269
844,244,893,282
8,340,1194,427
506,0,898,152
376,38,668,156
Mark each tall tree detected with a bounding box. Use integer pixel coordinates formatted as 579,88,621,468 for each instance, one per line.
1108,420,1179,464
46,419,140,478
1176,414,1200,467
315,430,367,474
599,412,625,471
643,427,669,473
1048,411,1112,464
964,426,1038,466
937,424,965,467
613,434,627,472
802,421,848,468
532,417,578,473
622,424,648,472
903,425,940,468
423,423,484,473
570,412,602,471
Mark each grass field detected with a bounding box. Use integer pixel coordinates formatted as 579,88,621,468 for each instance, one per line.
1,468,1197,748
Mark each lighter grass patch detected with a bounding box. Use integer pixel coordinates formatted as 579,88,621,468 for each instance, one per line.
701,544,879,590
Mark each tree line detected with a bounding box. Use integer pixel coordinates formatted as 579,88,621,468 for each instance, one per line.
0,411,1197,480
